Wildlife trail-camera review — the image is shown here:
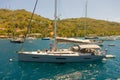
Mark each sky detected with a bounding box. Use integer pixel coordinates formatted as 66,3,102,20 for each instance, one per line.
0,0,120,22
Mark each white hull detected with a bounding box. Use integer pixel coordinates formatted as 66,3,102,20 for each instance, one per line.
18,51,105,63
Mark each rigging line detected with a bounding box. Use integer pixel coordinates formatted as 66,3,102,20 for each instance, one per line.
19,0,38,51
57,0,62,19
84,0,88,37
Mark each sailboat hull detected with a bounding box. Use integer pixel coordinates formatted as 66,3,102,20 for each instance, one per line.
18,52,105,63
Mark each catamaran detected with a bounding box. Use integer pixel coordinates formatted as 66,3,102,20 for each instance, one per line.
18,0,106,62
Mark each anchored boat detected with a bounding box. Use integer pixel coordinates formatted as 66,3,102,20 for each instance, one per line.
18,0,106,62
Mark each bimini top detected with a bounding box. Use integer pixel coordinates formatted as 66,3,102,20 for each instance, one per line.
78,44,101,49
56,37,91,44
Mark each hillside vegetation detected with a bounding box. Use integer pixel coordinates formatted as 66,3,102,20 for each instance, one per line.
0,9,120,38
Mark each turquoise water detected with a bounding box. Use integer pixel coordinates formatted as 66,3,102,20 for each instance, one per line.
0,39,120,80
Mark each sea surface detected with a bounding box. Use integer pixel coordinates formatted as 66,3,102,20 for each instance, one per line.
0,39,120,80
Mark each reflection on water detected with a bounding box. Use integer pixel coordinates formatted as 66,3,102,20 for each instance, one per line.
53,71,82,80
18,62,105,80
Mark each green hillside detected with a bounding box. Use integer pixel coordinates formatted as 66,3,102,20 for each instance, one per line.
0,9,120,38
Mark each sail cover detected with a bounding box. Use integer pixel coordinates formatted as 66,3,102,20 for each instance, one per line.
56,37,91,44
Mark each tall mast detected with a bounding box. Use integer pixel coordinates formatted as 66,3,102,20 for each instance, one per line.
84,0,88,37
54,0,57,50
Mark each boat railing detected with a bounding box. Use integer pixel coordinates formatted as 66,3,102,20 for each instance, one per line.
99,50,107,56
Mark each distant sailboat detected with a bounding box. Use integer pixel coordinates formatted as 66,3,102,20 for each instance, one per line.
18,0,106,63
83,0,103,46
101,36,116,41
10,12,24,43
10,38,24,43
41,37,50,40
41,27,50,40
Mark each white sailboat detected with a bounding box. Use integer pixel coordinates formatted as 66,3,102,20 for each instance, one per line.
18,0,106,62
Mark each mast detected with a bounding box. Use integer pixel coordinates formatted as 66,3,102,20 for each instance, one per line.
54,0,57,50
84,0,88,37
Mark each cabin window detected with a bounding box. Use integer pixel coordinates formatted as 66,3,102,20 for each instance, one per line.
32,57,39,58
84,58,91,59
56,58,66,59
